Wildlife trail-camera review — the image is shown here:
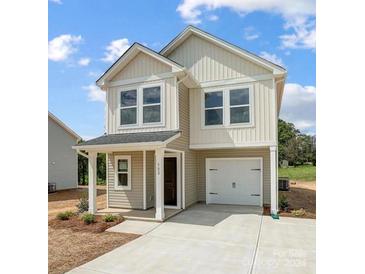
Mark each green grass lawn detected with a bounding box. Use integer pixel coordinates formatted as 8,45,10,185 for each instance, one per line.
279,165,316,181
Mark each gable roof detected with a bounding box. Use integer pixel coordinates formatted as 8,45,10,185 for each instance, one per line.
48,111,81,140
96,43,185,88
160,25,287,76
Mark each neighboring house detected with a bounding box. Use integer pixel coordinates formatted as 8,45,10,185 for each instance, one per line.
49,111,81,190
74,26,286,220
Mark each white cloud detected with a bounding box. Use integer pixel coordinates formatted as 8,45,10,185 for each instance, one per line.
78,57,91,66
280,83,316,134
207,14,219,21
49,0,62,4
259,51,285,67
176,0,316,49
83,84,105,102
102,38,130,63
280,17,316,49
243,26,260,41
48,34,82,61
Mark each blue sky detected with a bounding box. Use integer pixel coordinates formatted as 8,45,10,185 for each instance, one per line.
49,0,316,139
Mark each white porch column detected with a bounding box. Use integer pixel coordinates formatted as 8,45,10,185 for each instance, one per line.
270,146,278,214
155,148,165,221
88,151,97,214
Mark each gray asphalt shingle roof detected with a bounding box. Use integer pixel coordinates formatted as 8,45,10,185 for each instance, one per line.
75,130,180,147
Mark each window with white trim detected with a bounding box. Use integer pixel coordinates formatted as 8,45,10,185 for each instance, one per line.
143,86,161,123
115,155,131,190
229,88,250,124
203,85,252,127
120,90,137,126
119,83,164,128
204,91,223,126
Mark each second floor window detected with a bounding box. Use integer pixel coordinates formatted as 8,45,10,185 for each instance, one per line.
230,88,250,124
203,85,252,127
143,86,161,123
119,83,163,128
205,91,223,125
120,89,137,125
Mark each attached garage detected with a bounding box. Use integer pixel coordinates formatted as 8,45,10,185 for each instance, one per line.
206,158,263,206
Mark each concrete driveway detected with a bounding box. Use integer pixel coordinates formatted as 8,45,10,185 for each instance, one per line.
69,204,315,274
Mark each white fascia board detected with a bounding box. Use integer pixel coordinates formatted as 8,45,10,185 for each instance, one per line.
161,26,286,76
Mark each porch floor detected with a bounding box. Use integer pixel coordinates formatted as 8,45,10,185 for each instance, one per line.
97,207,183,222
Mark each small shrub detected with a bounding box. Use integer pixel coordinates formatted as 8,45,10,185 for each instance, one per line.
103,214,117,222
279,194,289,210
77,195,89,213
81,213,95,224
57,211,74,220
291,208,306,217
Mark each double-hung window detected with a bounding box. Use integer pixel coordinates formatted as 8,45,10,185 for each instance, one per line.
143,86,161,124
203,85,252,127
204,91,223,126
120,89,137,126
119,84,163,128
229,88,250,124
115,155,131,190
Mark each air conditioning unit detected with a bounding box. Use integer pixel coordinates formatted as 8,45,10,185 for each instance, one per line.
278,177,290,191
48,182,56,193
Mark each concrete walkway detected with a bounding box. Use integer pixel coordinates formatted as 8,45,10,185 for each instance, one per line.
68,204,315,274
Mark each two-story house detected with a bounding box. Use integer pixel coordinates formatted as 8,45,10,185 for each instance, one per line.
74,26,286,221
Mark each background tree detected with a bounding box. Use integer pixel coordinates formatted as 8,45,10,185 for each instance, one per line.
278,119,316,166
97,153,106,184
77,140,106,186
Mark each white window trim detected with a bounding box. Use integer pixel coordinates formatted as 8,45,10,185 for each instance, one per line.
118,81,165,129
201,84,254,129
114,155,132,190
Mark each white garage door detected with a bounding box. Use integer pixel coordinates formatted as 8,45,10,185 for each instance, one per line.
206,158,262,206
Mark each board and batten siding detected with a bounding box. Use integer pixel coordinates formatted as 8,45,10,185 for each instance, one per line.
167,83,198,207
106,77,178,134
196,147,271,205
111,52,171,82
189,79,276,147
107,151,144,209
167,34,270,83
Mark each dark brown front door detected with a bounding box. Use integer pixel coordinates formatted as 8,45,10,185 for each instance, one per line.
164,157,177,206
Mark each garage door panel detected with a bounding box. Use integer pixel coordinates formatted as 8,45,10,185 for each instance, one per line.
207,158,262,206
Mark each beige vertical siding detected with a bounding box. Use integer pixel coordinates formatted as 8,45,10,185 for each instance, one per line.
196,148,271,205
189,79,276,147
167,83,198,207
168,34,270,83
107,151,144,209
111,52,171,81
107,77,178,134
146,150,155,208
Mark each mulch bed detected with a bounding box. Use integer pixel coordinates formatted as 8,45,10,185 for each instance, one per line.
48,214,141,274
263,181,316,219
49,214,123,233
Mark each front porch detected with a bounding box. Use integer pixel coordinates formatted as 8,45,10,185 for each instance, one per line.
73,131,185,222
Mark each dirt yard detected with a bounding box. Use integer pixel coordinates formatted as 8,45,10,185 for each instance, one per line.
48,187,140,274
279,180,316,219
48,186,106,219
